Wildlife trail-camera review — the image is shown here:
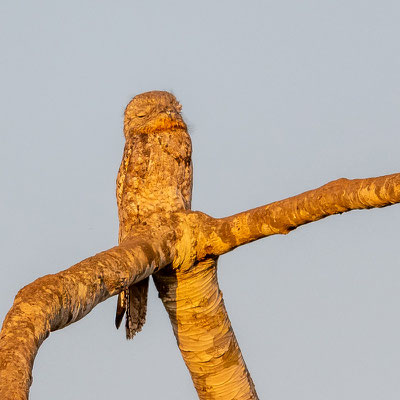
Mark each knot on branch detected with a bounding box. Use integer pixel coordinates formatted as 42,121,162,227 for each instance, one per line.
170,211,218,271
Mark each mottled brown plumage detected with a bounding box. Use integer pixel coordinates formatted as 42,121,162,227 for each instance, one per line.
115,91,192,339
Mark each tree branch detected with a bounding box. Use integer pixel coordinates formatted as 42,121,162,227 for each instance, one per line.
154,258,258,399
197,173,400,258
0,223,176,400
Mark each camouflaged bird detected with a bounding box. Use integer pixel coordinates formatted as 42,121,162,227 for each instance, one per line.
115,91,193,339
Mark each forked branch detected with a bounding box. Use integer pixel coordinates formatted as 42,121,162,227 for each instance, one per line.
1,173,399,400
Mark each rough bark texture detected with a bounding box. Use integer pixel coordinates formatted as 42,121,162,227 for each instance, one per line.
154,259,258,399
1,91,399,399
194,174,400,258
0,218,176,400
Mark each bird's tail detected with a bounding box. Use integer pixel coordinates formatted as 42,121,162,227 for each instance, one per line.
115,277,149,339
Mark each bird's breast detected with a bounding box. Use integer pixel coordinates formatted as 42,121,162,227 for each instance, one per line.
117,130,192,241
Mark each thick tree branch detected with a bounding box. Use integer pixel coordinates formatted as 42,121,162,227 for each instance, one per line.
195,173,400,258
0,222,176,400
154,258,258,399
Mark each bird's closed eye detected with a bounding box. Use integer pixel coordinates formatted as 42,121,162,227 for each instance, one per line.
136,112,147,118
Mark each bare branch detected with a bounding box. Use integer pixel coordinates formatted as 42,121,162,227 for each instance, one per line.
154,258,258,399
197,173,400,257
0,223,176,400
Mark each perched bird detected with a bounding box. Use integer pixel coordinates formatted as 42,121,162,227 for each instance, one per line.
115,91,193,339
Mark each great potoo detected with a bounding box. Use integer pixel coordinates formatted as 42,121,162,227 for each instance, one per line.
115,91,193,339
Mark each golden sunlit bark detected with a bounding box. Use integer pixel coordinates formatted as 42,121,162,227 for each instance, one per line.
194,174,400,258
0,222,176,400
154,258,257,399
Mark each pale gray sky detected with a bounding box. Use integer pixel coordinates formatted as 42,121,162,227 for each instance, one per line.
1,1,400,399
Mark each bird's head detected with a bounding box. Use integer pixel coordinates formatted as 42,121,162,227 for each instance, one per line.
124,91,186,138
